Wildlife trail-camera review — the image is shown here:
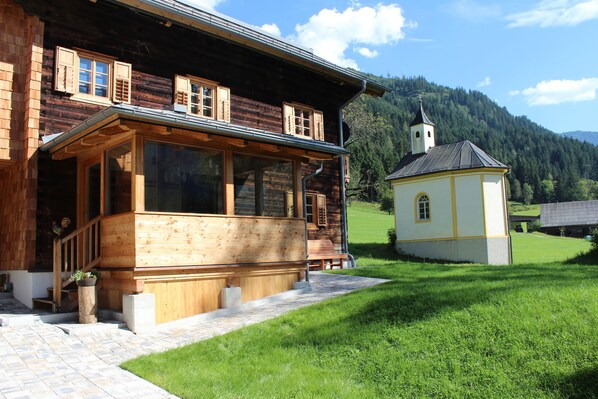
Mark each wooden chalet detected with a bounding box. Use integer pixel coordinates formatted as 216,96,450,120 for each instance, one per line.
0,0,386,325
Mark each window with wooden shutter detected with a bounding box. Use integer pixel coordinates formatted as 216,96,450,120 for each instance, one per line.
313,110,324,141
316,194,327,227
112,61,132,103
282,103,295,135
54,46,132,105
174,75,229,120
54,47,77,94
174,75,191,107
282,102,324,141
217,86,231,123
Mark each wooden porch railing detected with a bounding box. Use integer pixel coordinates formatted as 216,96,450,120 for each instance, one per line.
52,215,102,311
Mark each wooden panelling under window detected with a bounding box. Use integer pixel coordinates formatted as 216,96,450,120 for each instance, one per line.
100,212,306,268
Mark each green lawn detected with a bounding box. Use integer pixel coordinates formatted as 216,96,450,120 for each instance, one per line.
122,202,598,399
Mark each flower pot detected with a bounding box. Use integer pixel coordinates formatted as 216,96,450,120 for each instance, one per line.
76,277,97,287
77,279,97,324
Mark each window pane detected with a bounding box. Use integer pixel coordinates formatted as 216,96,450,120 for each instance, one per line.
233,154,294,217
144,141,224,214
95,85,108,97
95,73,108,87
106,143,132,215
95,61,108,75
79,69,91,94
79,58,92,71
305,195,314,223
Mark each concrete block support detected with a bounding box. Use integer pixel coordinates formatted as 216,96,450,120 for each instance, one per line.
123,293,155,334
220,286,241,308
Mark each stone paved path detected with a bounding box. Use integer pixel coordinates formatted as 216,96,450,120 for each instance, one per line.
0,272,389,399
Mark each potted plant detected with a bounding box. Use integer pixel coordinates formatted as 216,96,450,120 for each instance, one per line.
70,269,98,323
70,270,97,286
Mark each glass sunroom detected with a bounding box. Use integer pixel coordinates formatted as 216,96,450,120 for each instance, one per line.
41,104,346,323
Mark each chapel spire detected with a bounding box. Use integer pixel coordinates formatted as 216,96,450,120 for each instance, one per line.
410,99,435,154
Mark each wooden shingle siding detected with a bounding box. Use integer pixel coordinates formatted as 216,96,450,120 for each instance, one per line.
0,0,43,270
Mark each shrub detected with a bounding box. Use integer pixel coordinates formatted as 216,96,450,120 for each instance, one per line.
592,230,598,253
528,220,542,232
387,227,396,247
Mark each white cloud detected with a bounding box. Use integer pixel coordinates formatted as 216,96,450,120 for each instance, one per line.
354,47,380,58
442,0,501,22
477,77,492,87
293,4,410,69
260,23,282,37
506,0,598,28
178,0,225,10
510,78,598,105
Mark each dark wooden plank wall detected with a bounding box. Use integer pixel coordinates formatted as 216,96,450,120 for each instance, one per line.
18,0,354,264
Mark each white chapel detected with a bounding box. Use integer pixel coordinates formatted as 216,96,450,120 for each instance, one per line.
386,101,511,265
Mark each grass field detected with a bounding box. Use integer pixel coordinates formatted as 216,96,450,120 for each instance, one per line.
122,202,597,399
508,201,541,217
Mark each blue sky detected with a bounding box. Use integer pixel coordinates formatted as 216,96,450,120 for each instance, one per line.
186,0,598,134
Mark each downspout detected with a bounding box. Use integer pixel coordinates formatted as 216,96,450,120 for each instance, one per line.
302,161,324,283
339,79,367,267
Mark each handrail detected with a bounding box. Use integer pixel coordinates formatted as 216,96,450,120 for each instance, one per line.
60,215,101,243
52,216,102,311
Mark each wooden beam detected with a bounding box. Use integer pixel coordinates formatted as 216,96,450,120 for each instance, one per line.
225,137,248,147
97,124,131,136
122,121,171,135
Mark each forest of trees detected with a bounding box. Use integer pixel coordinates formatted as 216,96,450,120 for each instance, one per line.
343,75,598,207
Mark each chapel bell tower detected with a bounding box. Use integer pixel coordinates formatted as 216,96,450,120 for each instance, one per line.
410,100,435,154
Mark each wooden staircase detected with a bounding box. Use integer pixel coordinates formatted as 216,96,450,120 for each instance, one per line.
33,285,78,312
33,216,102,312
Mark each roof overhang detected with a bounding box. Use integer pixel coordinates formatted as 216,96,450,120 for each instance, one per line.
108,0,388,97
386,166,509,183
41,105,349,161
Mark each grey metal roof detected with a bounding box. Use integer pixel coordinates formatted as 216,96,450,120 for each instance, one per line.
110,0,388,96
540,200,598,228
410,101,434,126
40,104,349,156
386,140,508,181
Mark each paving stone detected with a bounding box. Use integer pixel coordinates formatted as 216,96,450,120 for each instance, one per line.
0,273,388,398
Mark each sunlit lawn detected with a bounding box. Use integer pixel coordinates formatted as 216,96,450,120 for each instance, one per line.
122,202,598,399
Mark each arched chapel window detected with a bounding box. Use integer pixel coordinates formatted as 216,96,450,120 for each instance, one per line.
427,131,431,137
415,131,420,138
417,194,430,221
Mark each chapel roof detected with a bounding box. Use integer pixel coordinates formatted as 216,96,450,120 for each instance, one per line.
386,140,508,181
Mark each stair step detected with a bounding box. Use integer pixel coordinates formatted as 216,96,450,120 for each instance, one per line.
32,298,54,311
47,288,78,296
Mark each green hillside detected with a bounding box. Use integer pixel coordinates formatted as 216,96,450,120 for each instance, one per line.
344,76,598,205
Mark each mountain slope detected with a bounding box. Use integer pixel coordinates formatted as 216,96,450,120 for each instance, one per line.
344,76,598,204
561,131,598,146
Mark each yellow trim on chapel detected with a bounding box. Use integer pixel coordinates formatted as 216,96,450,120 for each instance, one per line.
480,174,488,237
389,167,509,186
450,176,458,238
396,234,510,244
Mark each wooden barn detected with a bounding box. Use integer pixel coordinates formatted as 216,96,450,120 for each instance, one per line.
0,0,385,327
540,200,598,237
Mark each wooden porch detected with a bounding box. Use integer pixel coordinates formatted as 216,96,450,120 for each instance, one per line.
39,109,344,323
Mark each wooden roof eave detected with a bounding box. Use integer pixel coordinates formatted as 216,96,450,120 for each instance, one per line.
42,105,347,162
